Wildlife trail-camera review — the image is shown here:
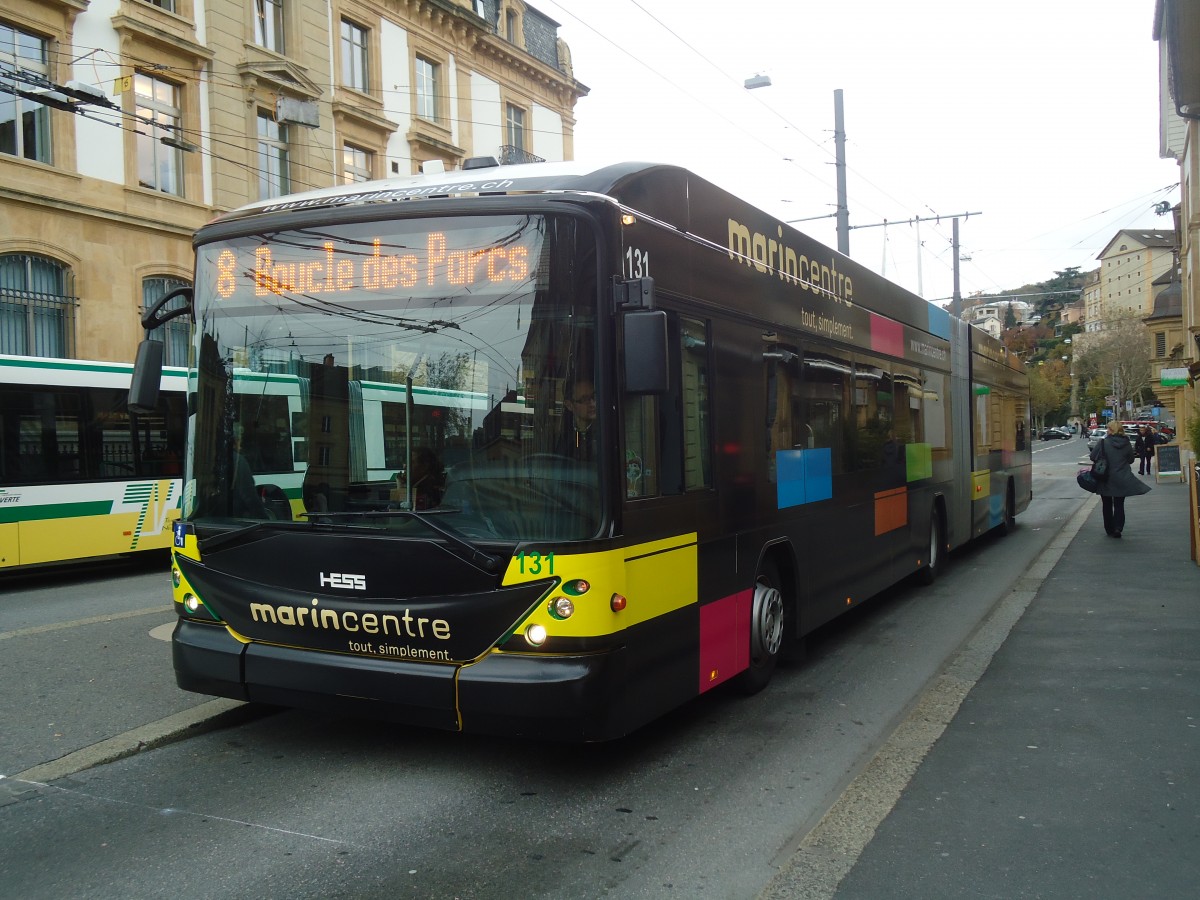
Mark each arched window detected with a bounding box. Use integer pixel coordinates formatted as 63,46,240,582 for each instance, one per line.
142,276,191,366
0,254,76,357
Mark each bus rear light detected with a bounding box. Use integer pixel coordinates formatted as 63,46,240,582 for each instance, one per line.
525,623,548,647
549,596,575,619
610,593,627,612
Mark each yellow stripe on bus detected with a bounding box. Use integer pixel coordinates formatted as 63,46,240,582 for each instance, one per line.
502,533,698,638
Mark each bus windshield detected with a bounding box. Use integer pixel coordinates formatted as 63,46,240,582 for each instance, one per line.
186,213,601,542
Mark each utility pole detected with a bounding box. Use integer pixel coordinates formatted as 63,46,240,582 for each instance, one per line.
849,212,980,310
951,218,961,318
748,79,974,304
833,89,849,255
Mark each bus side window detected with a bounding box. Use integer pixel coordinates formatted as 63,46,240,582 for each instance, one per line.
634,312,711,498
624,396,658,499
851,355,894,472
799,348,850,475
764,337,802,474
679,316,711,491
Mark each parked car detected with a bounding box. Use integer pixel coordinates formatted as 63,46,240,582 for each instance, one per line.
1087,427,1107,451
1040,426,1071,440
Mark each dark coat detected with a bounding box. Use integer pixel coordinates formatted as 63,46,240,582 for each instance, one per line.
1091,433,1151,498
1134,431,1155,459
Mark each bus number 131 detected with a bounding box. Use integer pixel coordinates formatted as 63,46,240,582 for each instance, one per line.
516,551,554,575
625,247,650,278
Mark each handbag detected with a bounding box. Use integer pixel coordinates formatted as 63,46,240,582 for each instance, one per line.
1092,439,1109,479
1077,468,1099,493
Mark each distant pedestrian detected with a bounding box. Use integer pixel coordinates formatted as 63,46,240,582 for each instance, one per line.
1090,420,1151,538
1134,425,1155,475
1079,422,1087,439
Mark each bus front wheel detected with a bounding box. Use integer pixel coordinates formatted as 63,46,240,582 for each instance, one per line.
736,562,785,695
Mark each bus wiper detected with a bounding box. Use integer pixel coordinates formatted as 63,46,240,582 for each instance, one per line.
195,519,300,553
300,509,504,574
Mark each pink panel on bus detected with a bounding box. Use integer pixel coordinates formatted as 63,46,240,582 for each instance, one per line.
698,589,752,693
870,313,904,358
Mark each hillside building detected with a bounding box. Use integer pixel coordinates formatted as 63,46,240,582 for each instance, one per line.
1094,230,1176,325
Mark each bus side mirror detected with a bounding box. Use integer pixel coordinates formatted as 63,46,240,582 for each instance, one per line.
128,339,164,414
623,309,669,394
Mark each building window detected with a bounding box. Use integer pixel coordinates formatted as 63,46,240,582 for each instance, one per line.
0,254,76,358
506,103,526,152
340,19,368,92
0,24,52,163
143,277,191,366
1155,331,1166,358
256,111,289,199
134,73,183,195
342,144,372,184
254,0,285,54
506,9,518,42
144,0,178,11
415,56,439,122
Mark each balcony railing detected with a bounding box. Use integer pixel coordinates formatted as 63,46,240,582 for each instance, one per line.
497,145,544,166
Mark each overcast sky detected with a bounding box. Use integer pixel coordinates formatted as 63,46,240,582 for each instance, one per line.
541,0,1179,306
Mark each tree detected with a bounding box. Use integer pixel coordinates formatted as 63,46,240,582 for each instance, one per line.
1073,312,1153,417
1028,367,1067,427
1039,267,1084,315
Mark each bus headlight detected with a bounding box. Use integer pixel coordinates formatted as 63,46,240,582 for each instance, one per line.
183,593,202,613
171,567,182,588
525,623,548,647
548,596,575,619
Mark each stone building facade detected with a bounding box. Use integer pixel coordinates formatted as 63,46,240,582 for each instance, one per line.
1155,0,1200,461
0,0,587,364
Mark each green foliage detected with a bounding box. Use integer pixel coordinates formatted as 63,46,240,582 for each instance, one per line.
1028,368,1067,424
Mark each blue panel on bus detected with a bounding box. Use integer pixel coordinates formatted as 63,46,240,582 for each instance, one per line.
927,304,951,340
776,448,832,509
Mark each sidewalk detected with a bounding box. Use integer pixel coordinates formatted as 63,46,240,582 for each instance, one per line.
769,475,1200,899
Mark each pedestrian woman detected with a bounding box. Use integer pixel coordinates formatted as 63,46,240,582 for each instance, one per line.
1090,419,1151,538
1134,425,1155,475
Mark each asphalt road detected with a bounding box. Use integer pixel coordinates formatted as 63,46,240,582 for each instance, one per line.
0,446,1092,899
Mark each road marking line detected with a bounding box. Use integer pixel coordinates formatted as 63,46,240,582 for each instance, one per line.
0,606,168,641
2,775,345,844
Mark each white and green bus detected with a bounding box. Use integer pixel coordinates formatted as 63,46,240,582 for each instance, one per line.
0,354,187,569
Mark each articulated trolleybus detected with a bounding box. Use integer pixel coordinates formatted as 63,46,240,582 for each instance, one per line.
133,161,1031,740
1,354,186,569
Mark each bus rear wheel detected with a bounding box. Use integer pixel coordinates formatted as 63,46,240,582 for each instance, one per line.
736,562,785,695
999,482,1016,535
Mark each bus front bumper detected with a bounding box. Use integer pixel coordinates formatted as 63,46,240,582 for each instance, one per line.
172,619,629,740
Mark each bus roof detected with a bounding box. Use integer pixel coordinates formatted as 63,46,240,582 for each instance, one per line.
208,160,1022,365
217,160,667,224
